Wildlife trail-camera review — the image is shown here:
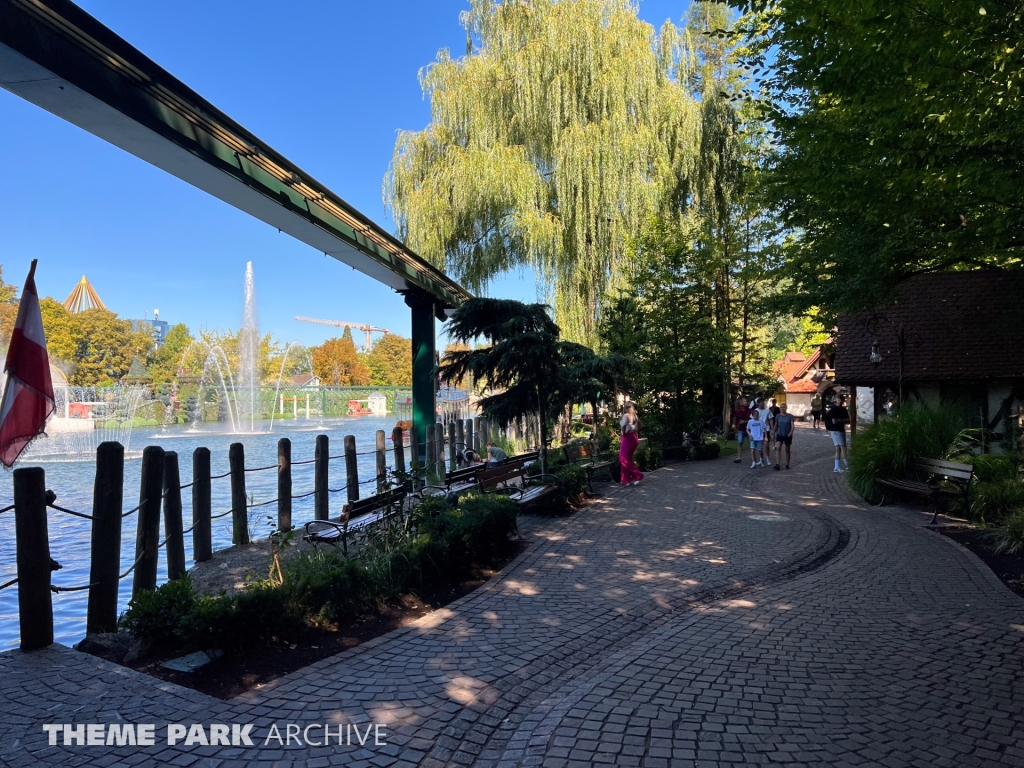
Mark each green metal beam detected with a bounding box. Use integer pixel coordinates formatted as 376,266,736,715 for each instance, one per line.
0,0,471,309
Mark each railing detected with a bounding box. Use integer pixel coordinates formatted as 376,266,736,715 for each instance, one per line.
3,415,506,650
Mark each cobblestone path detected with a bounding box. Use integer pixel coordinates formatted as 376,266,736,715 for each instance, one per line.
1,427,1022,767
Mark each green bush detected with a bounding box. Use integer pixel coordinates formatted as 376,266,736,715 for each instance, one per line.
119,575,197,649
970,479,1024,525
848,401,972,503
121,490,521,655
634,443,664,471
971,453,1019,484
988,509,1024,554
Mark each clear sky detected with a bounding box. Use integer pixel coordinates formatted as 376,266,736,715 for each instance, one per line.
0,0,690,348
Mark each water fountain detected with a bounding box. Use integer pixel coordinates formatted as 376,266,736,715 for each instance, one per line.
182,262,314,433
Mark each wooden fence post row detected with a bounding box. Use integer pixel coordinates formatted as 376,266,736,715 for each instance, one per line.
13,417,488,645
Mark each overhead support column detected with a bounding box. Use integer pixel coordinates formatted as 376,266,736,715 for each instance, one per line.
406,290,437,468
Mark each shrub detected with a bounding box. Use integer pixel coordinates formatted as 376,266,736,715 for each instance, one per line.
989,509,1024,554
970,479,1024,525
971,454,1019,484
847,401,972,503
634,443,664,471
121,491,521,655
119,575,197,650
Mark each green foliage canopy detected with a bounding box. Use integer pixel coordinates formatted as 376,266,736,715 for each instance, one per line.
731,0,1024,317
386,0,704,340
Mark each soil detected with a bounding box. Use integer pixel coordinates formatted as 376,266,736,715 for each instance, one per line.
84,540,528,700
936,526,1024,599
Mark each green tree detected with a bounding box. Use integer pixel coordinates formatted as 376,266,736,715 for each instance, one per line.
312,336,371,386
439,298,568,472
600,220,731,437
38,297,77,365
385,0,704,341
70,309,152,385
0,266,20,351
730,0,1024,317
365,333,412,386
146,323,193,383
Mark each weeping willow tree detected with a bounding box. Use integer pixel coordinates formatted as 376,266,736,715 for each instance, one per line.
384,0,706,341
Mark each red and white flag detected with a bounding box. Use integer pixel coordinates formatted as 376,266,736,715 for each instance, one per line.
0,260,54,467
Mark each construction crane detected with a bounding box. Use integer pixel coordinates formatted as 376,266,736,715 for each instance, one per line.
295,316,390,351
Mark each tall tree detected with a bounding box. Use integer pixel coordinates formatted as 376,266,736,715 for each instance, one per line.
366,333,412,386
385,0,703,341
312,336,371,386
730,0,1024,317
440,298,566,472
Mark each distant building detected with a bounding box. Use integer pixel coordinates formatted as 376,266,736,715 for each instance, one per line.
291,373,321,388
774,346,835,418
133,310,169,347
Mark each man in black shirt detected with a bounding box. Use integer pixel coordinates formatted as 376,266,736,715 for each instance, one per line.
823,395,850,473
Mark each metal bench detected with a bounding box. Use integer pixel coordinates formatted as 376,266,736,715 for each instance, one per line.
479,462,559,511
876,457,974,525
303,484,410,553
563,442,615,492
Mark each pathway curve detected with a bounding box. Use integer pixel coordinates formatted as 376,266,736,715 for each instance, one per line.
1,427,1022,767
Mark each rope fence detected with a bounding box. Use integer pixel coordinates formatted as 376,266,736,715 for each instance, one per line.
5,417,501,648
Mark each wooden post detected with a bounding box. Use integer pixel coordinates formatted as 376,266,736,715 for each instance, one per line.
192,447,212,562
425,424,437,484
14,466,53,650
457,419,465,456
448,422,457,470
133,445,165,596
392,426,405,477
345,434,359,503
466,419,474,457
315,434,329,520
278,437,292,531
88,441,123,635
228,442,249,546
162,451,186,580
474,417,482,452
376,429,387,493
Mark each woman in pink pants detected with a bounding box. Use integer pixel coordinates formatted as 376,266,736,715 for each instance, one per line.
619,401,644,485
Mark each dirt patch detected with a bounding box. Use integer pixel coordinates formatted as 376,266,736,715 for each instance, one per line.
87,540,528,700
936,526,1024,599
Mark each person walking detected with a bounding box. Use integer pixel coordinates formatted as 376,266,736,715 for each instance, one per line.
773,402,796,470
749,397,772,468
732,396,752,464
619,401,644,485
823,395,850,472
810,394,823,429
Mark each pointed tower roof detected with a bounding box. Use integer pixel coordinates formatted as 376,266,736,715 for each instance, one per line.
63,276,106,313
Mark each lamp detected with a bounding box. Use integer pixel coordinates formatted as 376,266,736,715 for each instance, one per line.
869,341,883,365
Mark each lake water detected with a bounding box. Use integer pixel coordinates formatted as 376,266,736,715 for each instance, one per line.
0,415,407,649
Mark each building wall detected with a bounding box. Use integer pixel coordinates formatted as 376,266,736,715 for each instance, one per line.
786,393,813,419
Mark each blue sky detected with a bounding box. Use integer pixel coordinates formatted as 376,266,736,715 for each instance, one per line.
0,0,690,347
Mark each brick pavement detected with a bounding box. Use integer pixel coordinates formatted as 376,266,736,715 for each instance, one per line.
1,426,1022,767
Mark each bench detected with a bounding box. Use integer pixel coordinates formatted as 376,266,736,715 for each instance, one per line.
479,462,560,511
876,457,974,525
563,442,615,492
303,484,410,553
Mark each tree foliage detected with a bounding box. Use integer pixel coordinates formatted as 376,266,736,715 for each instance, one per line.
365,333,412,386
730,0,1024,317
386,0,709,341
312,336,371,386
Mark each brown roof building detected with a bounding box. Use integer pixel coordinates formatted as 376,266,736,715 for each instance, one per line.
835,271,1024,435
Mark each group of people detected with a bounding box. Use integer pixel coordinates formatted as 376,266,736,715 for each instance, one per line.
731,396,797,470
731,393,851,473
